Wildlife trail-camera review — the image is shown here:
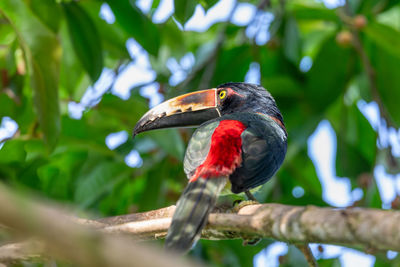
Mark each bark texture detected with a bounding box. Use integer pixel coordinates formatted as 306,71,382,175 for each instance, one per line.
1,181,399,265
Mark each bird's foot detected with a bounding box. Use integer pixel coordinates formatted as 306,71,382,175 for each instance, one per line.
231,200,259,213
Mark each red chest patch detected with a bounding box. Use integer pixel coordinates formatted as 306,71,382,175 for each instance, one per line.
190,120,246,181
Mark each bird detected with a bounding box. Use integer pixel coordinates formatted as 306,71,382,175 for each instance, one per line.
133,82,287,253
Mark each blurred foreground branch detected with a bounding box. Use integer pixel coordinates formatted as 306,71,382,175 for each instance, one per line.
0,183,201,267
1,182,400,264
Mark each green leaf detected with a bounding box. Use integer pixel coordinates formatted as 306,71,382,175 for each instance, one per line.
306,35,355,112
328,99,376,179
358,0,399,15
106,0,160,56
0,0,61,150
27,0,61,33
199,0,218,11
174,0,197,24
0,140,26,163
75,153,130,208
291,4,338,21
95,92,149,128
364,22,400,59
80,2,130,61
283,16,301,64
63,2,103,82
211,45,252,86
365,27,400,126
59,22,86,98
146,129,185,160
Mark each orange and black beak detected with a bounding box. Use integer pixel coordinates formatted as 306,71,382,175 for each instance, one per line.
133,89,221,136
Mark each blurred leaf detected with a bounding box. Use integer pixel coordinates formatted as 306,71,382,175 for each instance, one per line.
196,239,273,267
63,2,103,82
80,2,130,61
376,148,400,175
306,36,355,112
282,245,309,267
200,0,219,11
211,45,252,85
283,17,301,64
291,4,338,21
377,6,400,30
364,22,400,59
146,129,185,160
0,0,61,149
0,140,26,163
278,148,325,206
27,0,61,33
75,153,131,208
106,0,160,56
0,94,16,118
94,92,149,129
365,27,400,126
329,102,376,179
359,0,400,15
37,150,87,200
174,0,197,24
59,22,86,98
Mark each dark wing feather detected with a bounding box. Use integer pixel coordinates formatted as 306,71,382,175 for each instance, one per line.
229,114,287,193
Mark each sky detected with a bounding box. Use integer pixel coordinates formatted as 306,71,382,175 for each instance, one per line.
1,0,400,266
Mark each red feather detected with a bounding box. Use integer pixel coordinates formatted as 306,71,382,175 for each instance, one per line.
190,120,246,182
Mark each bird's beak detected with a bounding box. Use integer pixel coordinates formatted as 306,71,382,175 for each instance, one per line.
133,89,220,136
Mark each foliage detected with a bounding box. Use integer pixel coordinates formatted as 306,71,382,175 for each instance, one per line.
0,0,400,266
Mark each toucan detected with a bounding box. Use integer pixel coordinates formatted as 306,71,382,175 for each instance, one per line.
133,82,287,253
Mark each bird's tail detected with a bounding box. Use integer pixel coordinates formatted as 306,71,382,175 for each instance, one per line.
165,176,227,253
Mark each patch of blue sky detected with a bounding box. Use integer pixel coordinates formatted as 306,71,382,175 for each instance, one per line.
68,68,115,119
105,131,129,150
245,11,274,45
125,149,143,168
292,186,305,198
387,250,398,260
244,62,261,84
231,2,256,26
140,83,164,108
308,120,353,207
100,3,115,24
358,100,400,208
254,242,288,267
136,0,153,14
374,165,397,209
317,0,345,9
300,56,313,72
166,52,195,86
309,244,375,266
184,0,235,32
0,117,18,149
153,0,174,24
112,39,156,100
340,249,375,267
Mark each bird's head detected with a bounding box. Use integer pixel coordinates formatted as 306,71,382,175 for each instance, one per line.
133,82,284,136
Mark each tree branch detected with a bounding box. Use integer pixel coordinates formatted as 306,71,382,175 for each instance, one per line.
0,183,202,267
1,179,400,265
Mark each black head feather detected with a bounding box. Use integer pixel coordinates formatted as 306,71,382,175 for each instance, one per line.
217,82,284,126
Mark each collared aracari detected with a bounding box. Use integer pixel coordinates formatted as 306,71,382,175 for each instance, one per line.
133,82,287,253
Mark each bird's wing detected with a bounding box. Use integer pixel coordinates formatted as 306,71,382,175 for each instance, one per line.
230,114,287,193
183,121,219,179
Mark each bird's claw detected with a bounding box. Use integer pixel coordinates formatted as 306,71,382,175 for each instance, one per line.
231,200,259,213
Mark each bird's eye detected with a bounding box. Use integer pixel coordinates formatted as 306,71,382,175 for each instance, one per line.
219,90,227,99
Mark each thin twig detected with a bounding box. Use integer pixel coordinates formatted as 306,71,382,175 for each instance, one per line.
295,244,318,267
